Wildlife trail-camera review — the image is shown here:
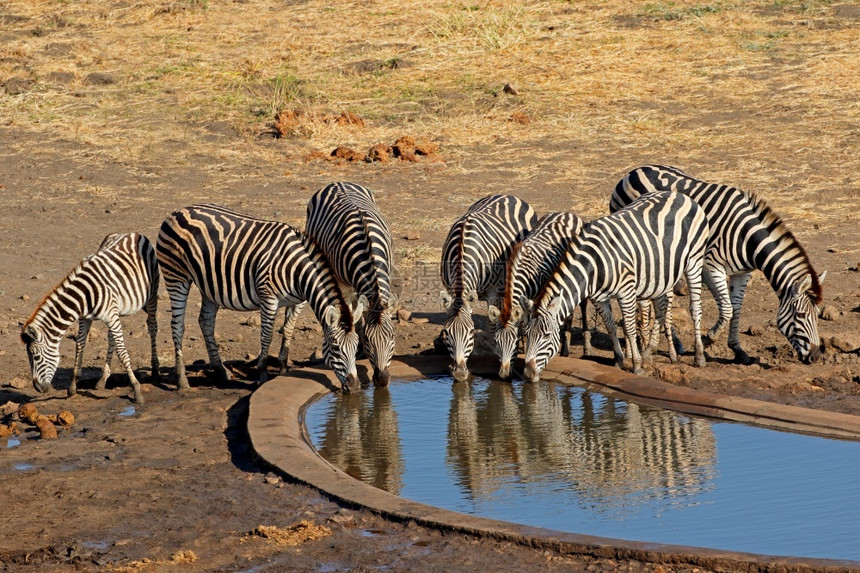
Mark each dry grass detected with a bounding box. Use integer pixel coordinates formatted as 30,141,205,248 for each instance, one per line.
1,0,857,227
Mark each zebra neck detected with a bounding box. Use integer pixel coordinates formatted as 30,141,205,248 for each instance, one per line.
296,240,352,327
745,217,818,301
27,273,88,340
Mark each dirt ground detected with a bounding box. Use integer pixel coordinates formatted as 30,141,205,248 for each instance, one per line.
2,1,859,571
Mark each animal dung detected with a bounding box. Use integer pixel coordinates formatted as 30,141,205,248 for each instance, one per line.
18,403,39,424
35,417,58,439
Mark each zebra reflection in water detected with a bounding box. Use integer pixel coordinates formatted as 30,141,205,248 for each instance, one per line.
445,381,716,511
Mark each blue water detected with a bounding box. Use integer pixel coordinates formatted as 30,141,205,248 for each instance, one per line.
305,376,860,561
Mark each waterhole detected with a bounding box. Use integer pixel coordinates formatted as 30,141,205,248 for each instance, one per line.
305,376,860,561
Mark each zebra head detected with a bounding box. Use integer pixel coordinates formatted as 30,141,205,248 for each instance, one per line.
440,290,477,382
322,296,365,393
20,323,59,394
523,296,564,383
778,272,825,364
488,303,525,380
363,294,397,387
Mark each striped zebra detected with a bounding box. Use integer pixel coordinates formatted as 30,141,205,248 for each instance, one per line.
156,204,364,392
20,233,159,405
487,212,591,380
523,191,710,381
610,164,825,364
440,195,537,382
299,182,396,387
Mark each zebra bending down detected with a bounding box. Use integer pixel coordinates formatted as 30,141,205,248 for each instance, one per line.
21,233,159,405
440,194,537,382
611,164,825,365
156,204,363,392
524,191,709,381
488,212,591,380
297,182,396,387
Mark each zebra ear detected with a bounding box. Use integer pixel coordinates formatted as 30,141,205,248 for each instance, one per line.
547,296,563,315
465,290,479,307
487,305,501,324
21,325,38,345
511,305,524,323
440,290,453,310
522,298,535,312
818,271,826,285
354,295,368,318
323,305,341,328
792,274,813,298
387,293,400,313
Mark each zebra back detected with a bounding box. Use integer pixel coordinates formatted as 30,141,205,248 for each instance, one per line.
305,182,393,311
441,194,537,300
538,191,709,320
610,164,822,303
24,232,159,341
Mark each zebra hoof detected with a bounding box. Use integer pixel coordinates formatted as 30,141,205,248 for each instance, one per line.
733,349,753,366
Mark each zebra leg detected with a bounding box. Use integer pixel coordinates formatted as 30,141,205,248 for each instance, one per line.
580,300,593,357
166,279,191,390
618,295,644,375
559,315,573,357
598,302,625,369
702,265,733,347
105,315,144,405
727,272,753,365
95,328,116,391
686,268,707,368
256,299,280,385
145,293,160,381
198,296,230,383
278,301,306,375
70,319,93,397
654,294,678,364
638,301,656,361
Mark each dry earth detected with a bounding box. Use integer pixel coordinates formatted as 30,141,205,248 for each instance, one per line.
1,1,859,571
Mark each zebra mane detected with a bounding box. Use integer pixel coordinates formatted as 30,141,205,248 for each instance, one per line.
356,208,388,310
300,232,355,329
22,261,85,332
745,189,823,304
500,240,524,324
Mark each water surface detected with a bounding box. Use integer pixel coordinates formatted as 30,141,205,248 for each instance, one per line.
305,376,860,561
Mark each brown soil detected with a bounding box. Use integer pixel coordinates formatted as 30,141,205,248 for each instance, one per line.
1,1,859,571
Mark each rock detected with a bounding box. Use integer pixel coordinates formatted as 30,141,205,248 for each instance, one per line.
411,317,429,325
746,325,764,337
331,146,363,162
655,365,687,385
403,231,420,240
414,142,438,156
19,294,29,302
310,347,324,361
502,82,519,96
18,403,39,424
6,376,28,390
241,314,260,327
0,401,20,418
36,418,58,439
508,111,531,125
84,72,116,85
819,305,838,321
264,473,282,485
827,337,857,353
365,144,391,163
397,309,412,322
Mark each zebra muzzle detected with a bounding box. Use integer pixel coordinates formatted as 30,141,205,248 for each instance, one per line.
452,361,469,382
498,362,511,380
372,368,390,387
523,359,540,383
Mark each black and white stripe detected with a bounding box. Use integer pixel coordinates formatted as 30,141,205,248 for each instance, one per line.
524,191,709,380
21,233,159,404
303,182,396,387
156,204,363,392
610,164,825,364
488,212,590,380
440,194,537,381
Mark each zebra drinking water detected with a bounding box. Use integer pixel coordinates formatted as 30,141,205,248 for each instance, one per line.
523,191,710,381
21,233,160,405
487,212,591,380
156,204,363,392
610,164,825,365
298,182,396,387
440,195,537,382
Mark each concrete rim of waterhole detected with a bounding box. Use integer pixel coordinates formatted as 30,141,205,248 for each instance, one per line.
247,355,860,572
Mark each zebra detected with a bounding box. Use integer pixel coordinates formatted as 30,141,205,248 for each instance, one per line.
295,182,396,387
20,233,159,405
156,204,364,392
487,212,592,380
440,194,537,382
610,164,825,365
523,191,710,381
